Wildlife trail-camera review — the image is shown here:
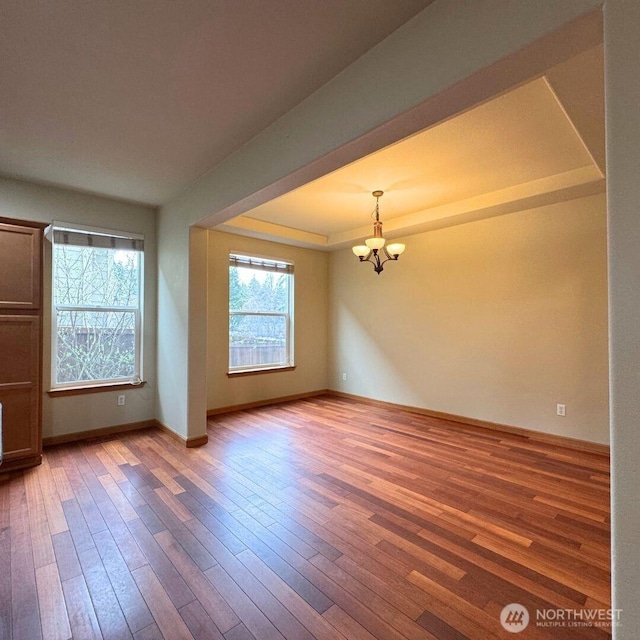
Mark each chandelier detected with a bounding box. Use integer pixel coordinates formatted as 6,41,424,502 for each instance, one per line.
352,190,405,274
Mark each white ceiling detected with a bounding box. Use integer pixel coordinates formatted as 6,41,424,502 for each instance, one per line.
219,44,605,250
0,0,432,205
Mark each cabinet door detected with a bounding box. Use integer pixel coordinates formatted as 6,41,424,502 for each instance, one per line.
0,223,42,310
0,315,41,463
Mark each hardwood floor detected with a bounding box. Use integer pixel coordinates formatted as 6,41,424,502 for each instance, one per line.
0,395,611,639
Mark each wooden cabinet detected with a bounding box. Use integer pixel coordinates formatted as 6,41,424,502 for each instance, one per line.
0,219,43,472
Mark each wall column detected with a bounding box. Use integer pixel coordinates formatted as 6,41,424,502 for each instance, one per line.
604,0,640,637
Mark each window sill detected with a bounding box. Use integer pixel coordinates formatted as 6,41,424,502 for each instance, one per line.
227,365,296,378
47,381,146,397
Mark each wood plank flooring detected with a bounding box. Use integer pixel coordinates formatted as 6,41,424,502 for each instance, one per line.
0,395,611,639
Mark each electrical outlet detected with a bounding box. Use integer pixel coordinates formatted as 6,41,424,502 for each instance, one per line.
342,372,347,381
117,395,126,406
557,403,566,417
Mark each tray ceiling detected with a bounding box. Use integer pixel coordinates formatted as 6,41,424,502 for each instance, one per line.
218,45,605,250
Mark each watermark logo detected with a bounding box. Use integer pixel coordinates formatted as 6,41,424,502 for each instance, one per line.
536,607,622,629
499,604,622,632
500,603,530,633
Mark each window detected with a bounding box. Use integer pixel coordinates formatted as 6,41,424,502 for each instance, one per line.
229,254,294,373
50,223,144,388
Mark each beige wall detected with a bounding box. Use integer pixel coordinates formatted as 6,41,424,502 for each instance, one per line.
0,176,157,438
207,230,328,410
329,193,609,444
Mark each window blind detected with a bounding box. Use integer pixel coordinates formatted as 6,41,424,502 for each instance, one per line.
46,222,144,251
229,254,293,274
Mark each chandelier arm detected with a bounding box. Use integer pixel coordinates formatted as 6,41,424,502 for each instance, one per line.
358,248,384,274
376,246,400,267
356,245,400,274
359,252,378,266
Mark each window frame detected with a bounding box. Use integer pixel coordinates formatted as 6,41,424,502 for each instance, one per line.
228,252,294,375
49,222,145,391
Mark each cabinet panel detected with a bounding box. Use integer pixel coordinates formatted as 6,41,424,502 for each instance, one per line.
0,315,39,384
0,385,38,459
0,223,41,310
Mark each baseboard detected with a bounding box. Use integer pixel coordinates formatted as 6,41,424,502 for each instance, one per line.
207,389,329,417
186,435,209,448
43,420,155,446
43,418,208,448
328,390,610,456
154,420,209,448
0,453,43,473
41,389,600,456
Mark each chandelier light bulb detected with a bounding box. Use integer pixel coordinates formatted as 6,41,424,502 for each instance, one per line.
352,245,370,257
365,237,385,250
386,242,405,256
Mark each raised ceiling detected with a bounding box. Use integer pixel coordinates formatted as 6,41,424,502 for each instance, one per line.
0,0,432,205
218,45,605,250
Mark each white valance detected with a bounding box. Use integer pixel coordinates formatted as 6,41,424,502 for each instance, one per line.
46,222,144,251
229,254,293,274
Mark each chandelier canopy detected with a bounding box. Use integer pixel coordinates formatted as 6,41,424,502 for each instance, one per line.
352,190,405,274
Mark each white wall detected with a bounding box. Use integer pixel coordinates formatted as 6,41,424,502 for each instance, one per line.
329,194,609,444
206,231,328,410
0,176,157,438
604,0,640,633
156,210,208,440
